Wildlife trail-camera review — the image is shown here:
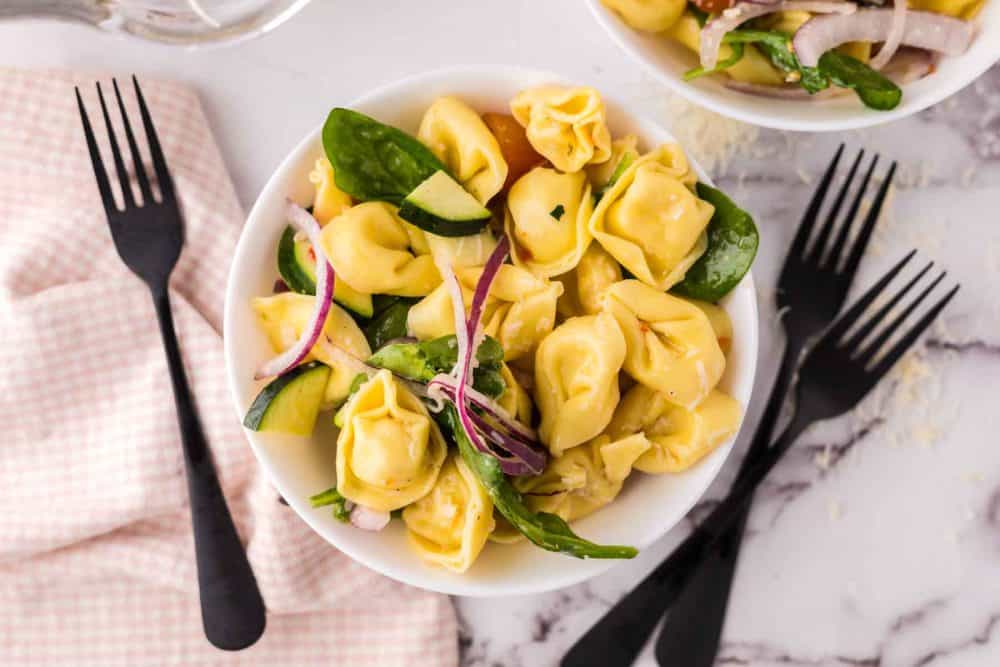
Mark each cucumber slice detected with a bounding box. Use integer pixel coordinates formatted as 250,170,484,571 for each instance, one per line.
397,170,492,237
276,226,374,318
243,361,331,435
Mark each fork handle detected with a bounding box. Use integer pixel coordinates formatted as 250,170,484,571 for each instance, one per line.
653,341,802,667
153,289,267,651
561,408,814,667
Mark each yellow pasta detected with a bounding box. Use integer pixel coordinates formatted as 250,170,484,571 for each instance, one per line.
556,242,623,318
602,0,686,32
601,280,726,409
403,454,494,572
534,312,627,456
418,96,508,204
668,12,785,86
406,264,563,361
308,157,353,225
252,293,371,406
590,144,713,291
321,202,441,297
586,134,640,190
337,370,447,512
506,167,594,278
510,86,612,173
607,384,741,473
498,363,535,426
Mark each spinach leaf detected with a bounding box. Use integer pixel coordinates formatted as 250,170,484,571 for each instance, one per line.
310,486,352,523
728,30,831,94
442,405,637,560
367,335,507,399
322,108,447,205
818,50,902,111
363,298,417,350
672,183,758,302
684,42,745,81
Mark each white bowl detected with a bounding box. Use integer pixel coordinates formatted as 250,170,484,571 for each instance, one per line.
224,65,758,596
586,0,1000,132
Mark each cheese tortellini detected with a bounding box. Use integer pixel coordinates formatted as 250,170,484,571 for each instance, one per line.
534,313,626,456
601,280,725,409
590,144,713,291
506,167,594,278
252,293,371,406
498,363,535,426
601,0,686,32
403,455,495,572
510,86,612,173
406,264,562,361
556,242,623,318
515,433,651,522
607,384,741,473
336,370,447,512
321,202,441,297
309,157,353,225
418,96,508,205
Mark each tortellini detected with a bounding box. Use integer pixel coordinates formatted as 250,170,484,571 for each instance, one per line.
321,202,441,297
515,433,651,522
336,369,447,512
586,134,639,190
309,157,353,224
403,454,494,572
607,384,741,473
601,280,725,409
602,0,686,32
510,86,612,173
556,242,622,318
252,293,371,406
534,312,626,456
910,0,984,18
406,264,562,361
691,299,734,355
668,12,785,86
418,96,508,204
590,144,713,291
506,167,594,278
498,363,534,426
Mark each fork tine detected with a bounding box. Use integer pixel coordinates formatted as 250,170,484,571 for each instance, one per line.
75,87,118,217
824,249,917,343
840,161,898,279
788,144,844,260
855,269,947,364
805,149,864,266
841,260,934,351
870,284,960,379
131,76,176,203
95,83,135,210
826,154,879,272
112,78,154,205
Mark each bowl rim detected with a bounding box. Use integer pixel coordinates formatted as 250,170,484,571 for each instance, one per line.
223,64,759,596
585,0,1000,132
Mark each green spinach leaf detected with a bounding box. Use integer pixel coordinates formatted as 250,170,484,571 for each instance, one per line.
442,405,637,560
818,50,902,111
322,108,447,205
367,335,506,399
310,486,352,523
684,42,745,81
363,298,417,350
672,183,758,302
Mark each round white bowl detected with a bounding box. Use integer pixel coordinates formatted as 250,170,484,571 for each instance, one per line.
586,0,1000,132
224,65,758,596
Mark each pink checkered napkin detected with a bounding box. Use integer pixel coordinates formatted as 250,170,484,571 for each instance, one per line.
0,69,457,667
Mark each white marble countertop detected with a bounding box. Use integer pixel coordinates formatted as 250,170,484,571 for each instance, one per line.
3,2,998,665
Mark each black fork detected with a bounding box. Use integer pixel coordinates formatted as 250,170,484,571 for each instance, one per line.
77,78,266,651
563,253,958,667
653,146,896,667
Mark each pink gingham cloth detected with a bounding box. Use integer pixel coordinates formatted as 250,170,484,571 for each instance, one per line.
0,69,458,667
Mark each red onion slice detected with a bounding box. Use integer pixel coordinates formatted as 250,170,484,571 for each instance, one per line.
870,0,908,70
700,1,857,70
349,504,390,531
255,202,335,379
427,374,538,441
793,9,974,68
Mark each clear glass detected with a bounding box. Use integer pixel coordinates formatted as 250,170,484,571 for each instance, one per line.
0,0,314,46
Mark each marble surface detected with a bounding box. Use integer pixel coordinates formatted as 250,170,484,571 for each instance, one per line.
2,2,998,665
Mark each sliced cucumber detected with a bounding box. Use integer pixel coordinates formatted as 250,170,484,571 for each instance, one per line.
243,361,331,435
276,226,374,318
397,170,492,237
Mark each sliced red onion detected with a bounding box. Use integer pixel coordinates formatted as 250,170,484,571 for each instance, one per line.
700,1,857,70
427,374,538,441
869,0,908,70
349,504,390,531
882,47,935,85
273,279,290,293
793,9,974,68
255,202,335,379
315,337,376,378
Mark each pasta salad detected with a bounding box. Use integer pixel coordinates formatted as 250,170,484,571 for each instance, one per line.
242,85,758,572
602,0,979,110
